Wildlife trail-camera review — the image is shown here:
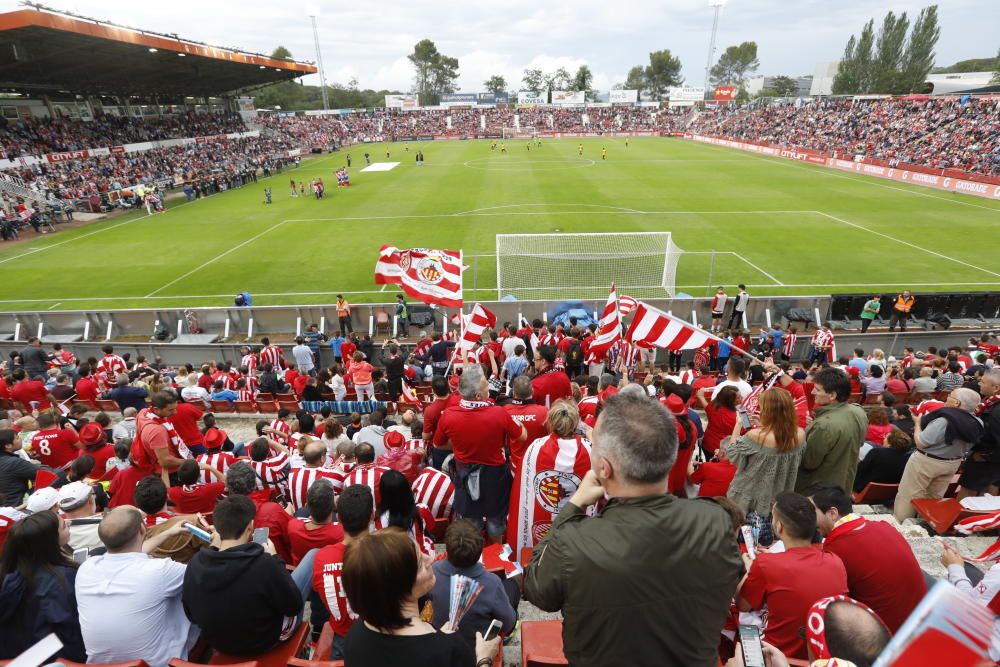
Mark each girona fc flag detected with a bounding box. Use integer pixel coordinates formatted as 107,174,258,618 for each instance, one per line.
374,245,464,307
507,434,593,554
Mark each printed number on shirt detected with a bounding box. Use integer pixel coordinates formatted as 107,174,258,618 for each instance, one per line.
35,438,51,456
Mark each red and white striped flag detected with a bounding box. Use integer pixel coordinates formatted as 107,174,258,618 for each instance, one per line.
588,284,622,356
458,303,496,351
618,295,638,318
374,245,464,308
741,371,783,418
400,379,422,410
626,302,714,350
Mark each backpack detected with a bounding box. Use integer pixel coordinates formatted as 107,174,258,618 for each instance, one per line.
566,340,583,365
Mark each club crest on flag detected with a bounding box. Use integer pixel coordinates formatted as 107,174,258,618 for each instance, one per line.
533,469,581,513
532,521,552,543
416,253,446,285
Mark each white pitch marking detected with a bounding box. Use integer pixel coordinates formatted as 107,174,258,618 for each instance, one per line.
731,253,785,286
815,210,1000,279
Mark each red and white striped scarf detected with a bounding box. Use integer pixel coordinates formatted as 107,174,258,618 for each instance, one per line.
150,413,191,459
975,394,1000,418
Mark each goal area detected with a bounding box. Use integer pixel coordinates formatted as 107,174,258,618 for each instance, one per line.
495,232,682,300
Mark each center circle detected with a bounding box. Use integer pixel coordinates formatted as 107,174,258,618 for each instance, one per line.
463,158,596,172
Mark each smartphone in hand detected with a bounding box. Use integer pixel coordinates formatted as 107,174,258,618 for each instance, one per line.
183,522,212,543
483,619,502,642
252,527,270,545
738,624,766,667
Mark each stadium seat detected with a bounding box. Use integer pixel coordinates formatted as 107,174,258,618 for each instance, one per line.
257,401,279,414
852,482,899,504
520,620,568,666
313,624,333,661
211,400,234,413
911,498,1000,534
257,393,276,402
171,661,256,667
97,399,121,412
210,622,310,667
891,392,913,405
287,661,343,667
934,391,952,401
862,394,881,405
278,400,301,412
847,393,863,404
275,393,297,402
0,398,12,410
234,400,259,414
320,392,336,401
375,310,391,334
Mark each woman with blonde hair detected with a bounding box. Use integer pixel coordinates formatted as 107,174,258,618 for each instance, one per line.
506,399,592,553
724,388,806,545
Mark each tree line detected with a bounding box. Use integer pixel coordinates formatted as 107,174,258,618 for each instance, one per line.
832,5,941,95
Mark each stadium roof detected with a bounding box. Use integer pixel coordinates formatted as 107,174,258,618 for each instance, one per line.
0,8,317,97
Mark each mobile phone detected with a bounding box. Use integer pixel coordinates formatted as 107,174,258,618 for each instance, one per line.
182,521,212,543
741,526,757,561
252,527,270,545
738,624,766,667
483,619,502,642
72,547,89,564
737,408,752,430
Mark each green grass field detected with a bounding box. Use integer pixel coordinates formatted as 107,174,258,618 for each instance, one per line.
1,136,998,312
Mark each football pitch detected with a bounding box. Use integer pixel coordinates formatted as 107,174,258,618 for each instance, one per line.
1,136,998,312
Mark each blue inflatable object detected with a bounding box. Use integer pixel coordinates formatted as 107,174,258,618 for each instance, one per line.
546,301,596,328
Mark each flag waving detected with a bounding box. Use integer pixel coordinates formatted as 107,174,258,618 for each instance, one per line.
588,284,622,356
458,303,497,351
626,301,714,350
618,294,638,318
374,245,464,308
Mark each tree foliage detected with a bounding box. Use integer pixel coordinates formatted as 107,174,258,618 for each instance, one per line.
767,76,799,97
994,49,1000,84
832,6,940,94
572,65,597,101
644,49,683,100
623,65,646,96
521,68,544,94
271,46,293,60
544,67,572,91
483,75,507,95
407,39,460,105
709,42,760,87
934,56,999,74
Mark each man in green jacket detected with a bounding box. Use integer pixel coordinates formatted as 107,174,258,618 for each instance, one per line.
859,295,881,333
523,391,741,667
796,367,867,494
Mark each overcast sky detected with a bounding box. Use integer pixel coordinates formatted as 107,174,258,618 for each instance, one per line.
10,1,998,92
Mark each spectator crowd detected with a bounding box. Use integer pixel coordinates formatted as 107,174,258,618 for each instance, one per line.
0,315,999,666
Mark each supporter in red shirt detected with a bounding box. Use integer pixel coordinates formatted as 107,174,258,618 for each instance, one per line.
738,492,848,660
287,478,344,565
132,392,188,478
77,422,114,474
108,461,149,508
167,459,226,514
664,395,697,497
9,369,55,411
695,385,738,456
27,410,79,469
689,454,737,497
503,376,549,473
74,366,99,404
530,345,571,408
690,369,717,405
0,373,9,401
312,484,374,660
197,365,215,392
225,461,292,562
420,376,460,469
434,367,526,540
806,482,926,633
168,399,205,454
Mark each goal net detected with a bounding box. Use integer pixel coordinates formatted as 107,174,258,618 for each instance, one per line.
502,126,536,140
496,232,682,300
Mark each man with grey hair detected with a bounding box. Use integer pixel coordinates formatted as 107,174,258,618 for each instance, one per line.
103,374,149,413
112,406,138,442
434,366,526,542
894,387,985,521
75,506,197,667
956,370,1000,500
524,391,741,667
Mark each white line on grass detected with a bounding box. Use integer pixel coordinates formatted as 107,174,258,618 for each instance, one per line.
281,209,813,223
453,203,643,215
815,210,1000,279
0,199,199,266
729,150,1000,214
731,253,785,285
144,219,291,297
47,302,61,310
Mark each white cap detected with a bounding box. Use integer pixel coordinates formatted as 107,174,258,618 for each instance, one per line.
57,481,94,512
26,487,59,513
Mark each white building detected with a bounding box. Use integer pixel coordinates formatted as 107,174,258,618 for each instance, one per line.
924,71,995,95
810,61,841,96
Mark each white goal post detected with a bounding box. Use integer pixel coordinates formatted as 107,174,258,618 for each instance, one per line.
502,126,537,140
495,232,682,300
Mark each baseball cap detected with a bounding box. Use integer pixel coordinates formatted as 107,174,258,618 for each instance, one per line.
78,422,105,447
57,481,94,512
846,366,860,377
26,486,60,514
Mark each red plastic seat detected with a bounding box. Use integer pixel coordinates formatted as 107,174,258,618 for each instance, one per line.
911,498,1000,534
171,661,256,667
274,393,297,402
256,392,275,402
210,622,310,667
60,661,150,667
852,482,899,505
520,620,568,666
210,400,234,413
277,400,301,412
234,400,259,414
847,393,863,404
287,660,343,667
97,399,121,413
313,624,334,661
34,468,59,489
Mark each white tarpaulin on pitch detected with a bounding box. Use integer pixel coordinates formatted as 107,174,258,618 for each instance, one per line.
361,162,400,172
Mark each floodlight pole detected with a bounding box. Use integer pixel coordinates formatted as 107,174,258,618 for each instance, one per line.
703,0,726,92
309,14,329,111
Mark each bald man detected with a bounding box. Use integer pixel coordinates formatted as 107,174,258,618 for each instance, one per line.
75,507,200,667
894,387,985,521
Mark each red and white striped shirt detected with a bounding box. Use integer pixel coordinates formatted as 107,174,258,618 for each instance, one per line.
374,504,436,556
343,464,391,507
411,467,455,521
240,353,258,374
782,333,798,358
811,329,834,350
237,388,256,404
251,451,290,491
259,345,284,368
196,451,236,484
96,354,127,383
269,418,291,441
243,375,259,394
288,466,342,512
